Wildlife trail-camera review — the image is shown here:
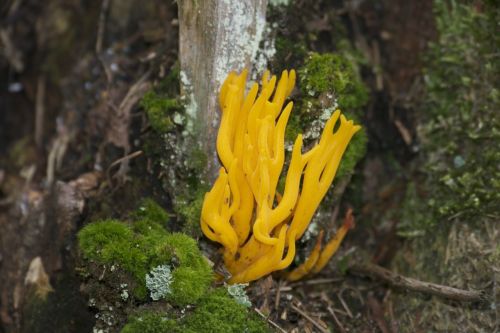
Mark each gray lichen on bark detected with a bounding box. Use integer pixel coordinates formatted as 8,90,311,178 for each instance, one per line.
178,0,268,180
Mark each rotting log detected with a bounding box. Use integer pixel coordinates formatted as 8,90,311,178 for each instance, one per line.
178,0,268,180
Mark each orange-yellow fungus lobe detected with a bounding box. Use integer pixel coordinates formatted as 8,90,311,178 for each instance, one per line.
201,69,360,284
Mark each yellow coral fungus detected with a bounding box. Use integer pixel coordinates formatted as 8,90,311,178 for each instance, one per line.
286,209,355,281
201,69,360,283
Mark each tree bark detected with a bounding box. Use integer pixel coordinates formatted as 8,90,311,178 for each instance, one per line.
178,0,267,180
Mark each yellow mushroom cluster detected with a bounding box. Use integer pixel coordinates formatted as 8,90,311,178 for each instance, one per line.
201,69,361,284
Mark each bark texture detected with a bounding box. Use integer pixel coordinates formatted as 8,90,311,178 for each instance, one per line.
178,0,267,180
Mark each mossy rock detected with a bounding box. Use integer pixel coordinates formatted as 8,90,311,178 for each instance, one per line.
78,199,212,304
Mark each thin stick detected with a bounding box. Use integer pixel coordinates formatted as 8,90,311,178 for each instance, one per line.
349,262,487,303
254,308,287,333
275,280,282,311
106,150,143,185
290,304,329,333
96,0,110,54
327,306,346,333
289,277,344,287
337,290,354,318
35,75,46,148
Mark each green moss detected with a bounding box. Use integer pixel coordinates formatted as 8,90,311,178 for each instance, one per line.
285,51,369,150
141,64,182,134
133,198,169,227
132,218,168,242
121,312,177,333
160,233,207,268
140,62,209,238
141,92,178,133
121,289,269,333
156,62,181,95
78,220,133,259
78,219,157,298
187,147,209,176
404,0,500,231
181,288,270,333
157,233,213,305
174,189,206,237
169,267,210,306
171,149,209,238
78,204,212,304
299,53,368,110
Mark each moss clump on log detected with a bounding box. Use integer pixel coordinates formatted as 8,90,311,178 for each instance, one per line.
78,199,212,303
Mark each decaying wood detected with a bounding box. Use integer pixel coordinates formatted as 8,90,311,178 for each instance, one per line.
178,0,267,180
349,262,487,303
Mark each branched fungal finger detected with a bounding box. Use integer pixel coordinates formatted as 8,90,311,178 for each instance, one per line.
201,70,360,283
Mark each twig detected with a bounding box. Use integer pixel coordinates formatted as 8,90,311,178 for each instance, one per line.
327,307,346,333
96,0,112,83
106,150,143,185
349,262,487,303
290,304,329,333
95,0,111,54
35,75,46,148
46,119,70,186
275,280,282,311
289,277,344,287
337,289,354,318
0,28,24,71
254,308,287,333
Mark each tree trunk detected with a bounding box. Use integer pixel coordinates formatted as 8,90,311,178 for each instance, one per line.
178,0,267,180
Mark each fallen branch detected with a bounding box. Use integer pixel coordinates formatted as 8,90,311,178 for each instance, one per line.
349,262,487,303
